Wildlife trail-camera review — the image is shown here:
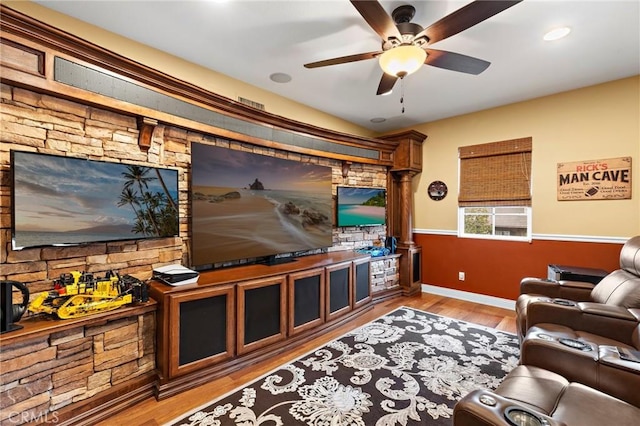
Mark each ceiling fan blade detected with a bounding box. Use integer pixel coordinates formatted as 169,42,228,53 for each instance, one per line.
420,0,522,45
350,0,402,41
376,73,398,95
304,51,382,69
425,49,490,75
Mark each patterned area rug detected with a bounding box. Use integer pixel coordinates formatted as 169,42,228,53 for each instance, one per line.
167,307,519,426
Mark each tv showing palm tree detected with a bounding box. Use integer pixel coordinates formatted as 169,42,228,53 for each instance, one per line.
11,150,179,250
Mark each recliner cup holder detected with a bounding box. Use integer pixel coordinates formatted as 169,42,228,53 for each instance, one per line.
551,299,575,306
559,338,592,351
504,406,550,426
534,334,592,352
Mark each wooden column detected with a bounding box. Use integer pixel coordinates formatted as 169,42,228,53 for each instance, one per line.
396,171,416,247
380,130,427,295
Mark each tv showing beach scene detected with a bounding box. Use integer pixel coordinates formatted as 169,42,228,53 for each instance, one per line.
11,151,179,250
190,143,333,267
336,186,386,227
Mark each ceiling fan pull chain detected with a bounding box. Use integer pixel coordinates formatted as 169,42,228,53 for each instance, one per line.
401,78,405,114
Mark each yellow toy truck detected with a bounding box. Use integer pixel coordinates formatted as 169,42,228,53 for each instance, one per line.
28,270,148,319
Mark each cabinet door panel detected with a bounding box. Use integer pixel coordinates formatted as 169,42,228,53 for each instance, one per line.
237,276,287,355
412,249,422,283
179,296,228,365
288,268,324,335
169,285,235,378
326,261,352,321
244,284,282,344
353,258,372,308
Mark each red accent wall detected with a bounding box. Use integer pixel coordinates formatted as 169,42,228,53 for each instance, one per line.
415,234,623,300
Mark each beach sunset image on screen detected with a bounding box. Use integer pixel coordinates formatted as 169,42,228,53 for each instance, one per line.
190,143,333,266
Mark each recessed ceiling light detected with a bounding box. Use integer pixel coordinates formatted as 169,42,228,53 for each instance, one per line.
380,90,393,96
269,73,292,83
370,117,386,123
544,27,571,41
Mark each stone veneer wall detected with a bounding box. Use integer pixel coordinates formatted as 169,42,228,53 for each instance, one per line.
370,255,400,293
0,83,388,289
0,84,388,424
0,312,155,425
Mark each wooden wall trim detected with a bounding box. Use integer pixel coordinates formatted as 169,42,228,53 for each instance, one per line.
0,5,399,164
413,229,631,244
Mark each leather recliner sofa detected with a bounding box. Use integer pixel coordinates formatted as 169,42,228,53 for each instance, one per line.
453,365,640,426
519,301,640,407
454,236,640,425
513,235,640,407
515,235,640,342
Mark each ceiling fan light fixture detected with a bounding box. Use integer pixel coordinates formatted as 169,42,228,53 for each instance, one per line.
378,45,427,78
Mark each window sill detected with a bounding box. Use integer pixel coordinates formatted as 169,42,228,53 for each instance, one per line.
457,233,532,243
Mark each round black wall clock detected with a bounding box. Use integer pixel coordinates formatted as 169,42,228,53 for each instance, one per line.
427,180,448,201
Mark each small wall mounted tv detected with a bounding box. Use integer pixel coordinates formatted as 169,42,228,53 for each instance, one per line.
190,143,333,268
11,150,179,250
336,186,387,227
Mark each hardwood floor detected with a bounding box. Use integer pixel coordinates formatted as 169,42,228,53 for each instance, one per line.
96,293,516,426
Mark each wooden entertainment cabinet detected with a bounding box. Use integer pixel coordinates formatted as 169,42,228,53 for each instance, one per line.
149,251,372,399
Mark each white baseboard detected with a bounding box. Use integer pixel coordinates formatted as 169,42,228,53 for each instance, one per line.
421,284,516,311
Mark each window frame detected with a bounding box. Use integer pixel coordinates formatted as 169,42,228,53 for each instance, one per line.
457,206,532,242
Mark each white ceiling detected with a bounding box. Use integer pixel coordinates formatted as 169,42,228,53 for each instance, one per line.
33,0,640,133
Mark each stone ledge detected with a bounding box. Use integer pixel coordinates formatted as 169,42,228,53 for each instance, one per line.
0,301,156,347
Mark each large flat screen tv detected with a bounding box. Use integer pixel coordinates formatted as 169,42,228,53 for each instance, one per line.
11,150,179,250
336,186,387,227
191,143,333,267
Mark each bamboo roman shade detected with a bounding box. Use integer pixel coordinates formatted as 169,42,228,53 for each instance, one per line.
458,137,532,207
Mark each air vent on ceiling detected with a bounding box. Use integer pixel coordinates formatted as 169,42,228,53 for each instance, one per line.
237,97,265,111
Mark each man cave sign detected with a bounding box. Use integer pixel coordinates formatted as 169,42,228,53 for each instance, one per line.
557,156,631,201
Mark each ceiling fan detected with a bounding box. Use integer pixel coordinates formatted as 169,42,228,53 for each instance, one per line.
304,0,523,95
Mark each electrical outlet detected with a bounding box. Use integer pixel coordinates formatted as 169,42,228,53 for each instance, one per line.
458,272,465,281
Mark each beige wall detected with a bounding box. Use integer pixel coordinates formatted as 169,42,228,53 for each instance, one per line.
411,76,640,238
4,0,375,139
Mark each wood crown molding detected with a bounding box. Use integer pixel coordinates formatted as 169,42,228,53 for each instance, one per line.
379,129,428,143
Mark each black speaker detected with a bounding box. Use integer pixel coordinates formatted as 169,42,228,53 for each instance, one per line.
1,280,29,334
385,236,397,254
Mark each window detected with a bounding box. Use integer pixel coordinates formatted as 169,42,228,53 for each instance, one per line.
458,138,532,241
459,206,531,240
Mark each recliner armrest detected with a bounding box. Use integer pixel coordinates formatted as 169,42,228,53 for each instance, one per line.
600,346,640,373
527,300,639,345
578,302,638,320
520,277,594,300
526,299,582,329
